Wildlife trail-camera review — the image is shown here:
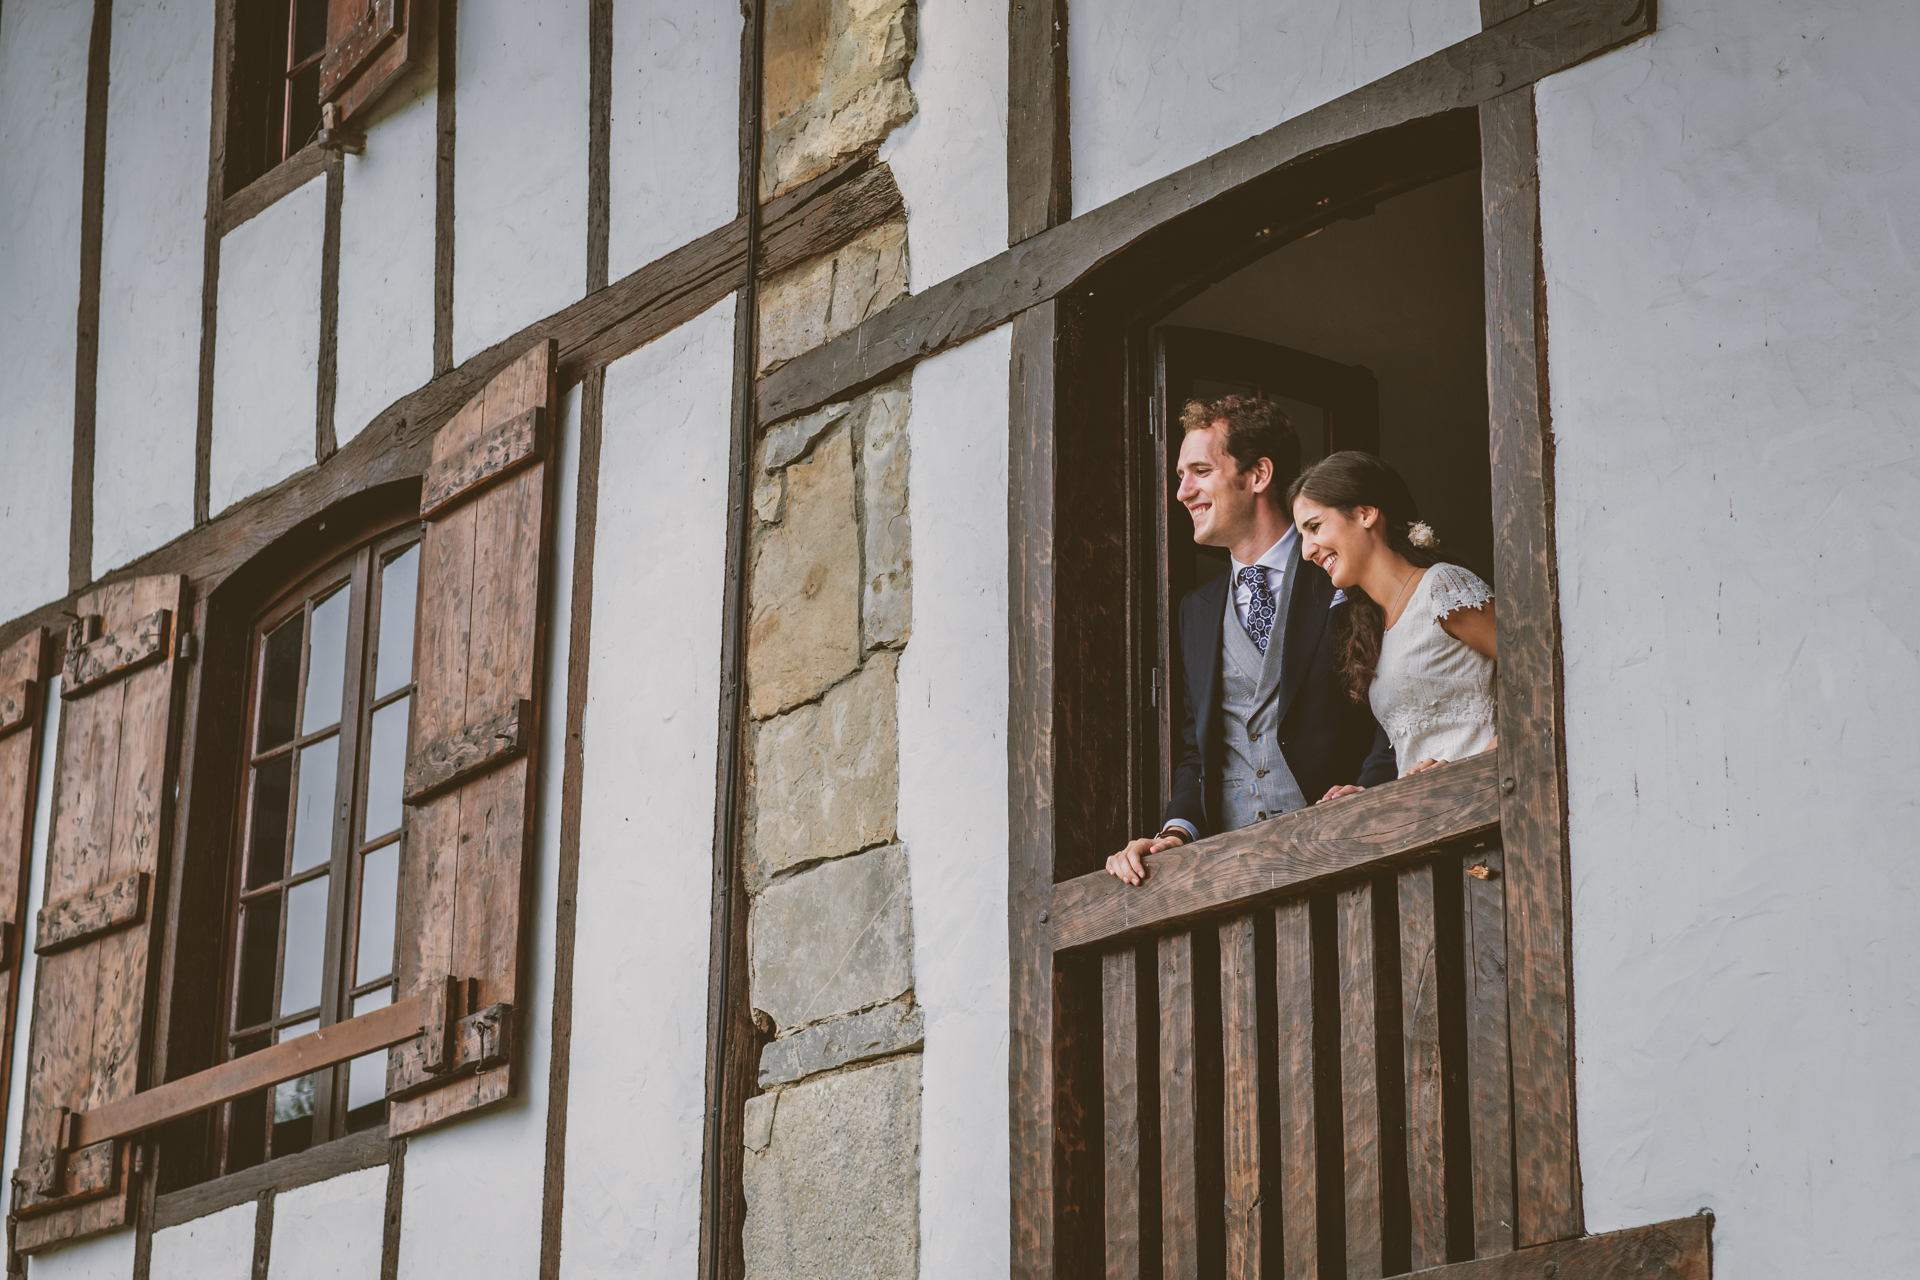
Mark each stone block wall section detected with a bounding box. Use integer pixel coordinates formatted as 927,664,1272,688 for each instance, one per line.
741,14,920,1267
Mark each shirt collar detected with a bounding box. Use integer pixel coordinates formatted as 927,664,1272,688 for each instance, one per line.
1228,524,1298,579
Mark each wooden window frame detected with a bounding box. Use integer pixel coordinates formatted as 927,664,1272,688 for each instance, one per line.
1006,59,1587,1280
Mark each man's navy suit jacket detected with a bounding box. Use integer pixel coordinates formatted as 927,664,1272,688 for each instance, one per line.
1165,554,1397,838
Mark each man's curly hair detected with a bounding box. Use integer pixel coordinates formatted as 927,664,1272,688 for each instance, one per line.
1179,394,1301,491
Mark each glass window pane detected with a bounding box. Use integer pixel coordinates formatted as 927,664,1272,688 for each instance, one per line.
374,545,419,700
234,896,281,1030
244,756,293,889
347,986,392,1119
302,587,351,735
257,618,302,751
291,0,328,61
272,1018,319,1157
278,874,330,1018
363,695,408,843
355,843,400,987
290,736,339,875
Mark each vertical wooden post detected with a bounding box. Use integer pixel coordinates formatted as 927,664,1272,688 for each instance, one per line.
1219,915,1262,1280
1273,900,1317,1280
1009,299,1061,1280
1481,84,1582,1247
1007,0,1071,243
1463,850,1516,1257
1102,949,1143,1279
1337,883,1382,1280
1398,866,1446,1270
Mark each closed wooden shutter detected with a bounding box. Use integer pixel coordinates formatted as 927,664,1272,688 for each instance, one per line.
0,630,49,1162
319,0,416,126
386,339,555,1136
14,579,185,1252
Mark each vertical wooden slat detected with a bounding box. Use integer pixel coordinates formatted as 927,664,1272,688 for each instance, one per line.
1399,866,1445,1269
0,631,48,1143
1219,915,1261,1279
1103,949,1142,1280
1006,0,1071,242
1482,84,1581,1246
1464,851,1516,1257
1337,883,1381,1280
1158,932,1199,1279
1273,900,1317,1280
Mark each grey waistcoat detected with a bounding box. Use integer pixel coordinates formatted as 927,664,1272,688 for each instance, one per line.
1216,556,1308,832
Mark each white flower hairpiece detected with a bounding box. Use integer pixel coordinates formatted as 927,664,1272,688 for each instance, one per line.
1406,520,1438,549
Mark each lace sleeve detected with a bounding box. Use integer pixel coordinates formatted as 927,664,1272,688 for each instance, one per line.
1427,563,1493,621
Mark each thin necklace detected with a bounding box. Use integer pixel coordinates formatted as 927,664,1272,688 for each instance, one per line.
1385,567,1418,626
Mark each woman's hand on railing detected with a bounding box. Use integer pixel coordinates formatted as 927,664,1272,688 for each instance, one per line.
1106,828,1186,886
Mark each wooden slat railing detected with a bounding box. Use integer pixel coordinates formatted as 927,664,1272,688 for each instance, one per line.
1048,754,1500,953
1072,757,1518,1278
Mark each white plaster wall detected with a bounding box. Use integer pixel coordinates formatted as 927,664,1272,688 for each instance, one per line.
452,0,588,366
209,177,326,516
336,66,439,446
1537,1,1920,1274
896,325,1012,1280
881,0,1007,288
270,1165,388,1279
1069,0,1478,215
395,385,578,1280
0,0,86,620
607,1,741,281
557,294,736,1279
148,1202,253,1280
28,1231,136,1280
91,0,213,576
2,680,59,1210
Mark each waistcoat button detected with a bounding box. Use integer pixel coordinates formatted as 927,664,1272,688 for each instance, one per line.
1256,768,1269,778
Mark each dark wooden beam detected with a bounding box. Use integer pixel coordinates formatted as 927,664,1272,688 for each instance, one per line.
1007,0,1070,242
317,153,345,460
151,1127,391,1230
0,157,903,657
757,0,1651,426
1048,756,1501,953
70,0,115,588
1008,300,1061,1280
217,144,329,237
433,0,458,377
1403,1214,1712,1280
1481,84,1581,1247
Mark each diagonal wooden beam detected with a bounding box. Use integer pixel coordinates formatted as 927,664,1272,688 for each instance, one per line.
1403,1214,1713,1280
757,0,1652,426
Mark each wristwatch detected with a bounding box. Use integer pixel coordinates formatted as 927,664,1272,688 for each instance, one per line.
1155,826,1188,845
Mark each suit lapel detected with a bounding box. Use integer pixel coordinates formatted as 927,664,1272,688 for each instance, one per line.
1272,546,1333,723
1187,572,1227,753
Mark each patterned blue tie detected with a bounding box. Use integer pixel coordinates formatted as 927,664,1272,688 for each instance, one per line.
1239,565,1277,654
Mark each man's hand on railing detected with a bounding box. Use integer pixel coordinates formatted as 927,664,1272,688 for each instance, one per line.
1105,828,1188,886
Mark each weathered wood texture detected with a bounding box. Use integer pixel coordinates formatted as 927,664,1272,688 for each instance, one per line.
1007,0,1070,242
1219,915,1262,1280
0,630,48,1209
75,998,423,1148
417,408,545,518
1402,1214,1712,1280
35,871,146,954
401,698,531,802
1274,900,1317,1280
1481,86,1580,1246
1008,301,1060,1280
320,0,415,123
151,1127,390,1231
71,0,112,588
1101,949,1142,1279
1338,885,1382,1279
1400,866,1446,1270
1050,755,1500,952
17,576,185,1252
758,0,1653,425
0,156,903,661
1463,852,1516,1257
62,610,171,696
1157,933,1199,1277
389,340,557,1137
219,144,329,237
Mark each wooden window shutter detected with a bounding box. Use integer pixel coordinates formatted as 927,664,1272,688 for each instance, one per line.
0,630,50,1166
386,339,556,1136
318,0,415,127
14,579,186,1252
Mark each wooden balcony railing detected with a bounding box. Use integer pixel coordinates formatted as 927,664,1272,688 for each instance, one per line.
1051,755,1524,1277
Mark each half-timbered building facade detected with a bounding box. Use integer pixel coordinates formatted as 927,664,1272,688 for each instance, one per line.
0,0,1912,1276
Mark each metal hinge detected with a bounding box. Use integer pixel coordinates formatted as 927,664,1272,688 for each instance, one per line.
1150,668,1160,707
1147,394,1157,437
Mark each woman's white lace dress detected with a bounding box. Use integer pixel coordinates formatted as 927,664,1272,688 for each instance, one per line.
1370,564,1496,776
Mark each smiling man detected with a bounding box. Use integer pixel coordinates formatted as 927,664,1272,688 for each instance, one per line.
1105,395,1397,885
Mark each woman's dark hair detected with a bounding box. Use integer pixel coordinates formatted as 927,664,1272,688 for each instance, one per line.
1285,451,1439,702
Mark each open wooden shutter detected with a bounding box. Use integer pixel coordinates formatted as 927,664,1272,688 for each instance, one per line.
0,631,50,1171
319,0,415,126
386,339,555,1136
14,579,185,1252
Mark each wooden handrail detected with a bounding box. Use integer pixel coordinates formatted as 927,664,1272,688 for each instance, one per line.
72,996,425,1148
1048,754,1501,952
